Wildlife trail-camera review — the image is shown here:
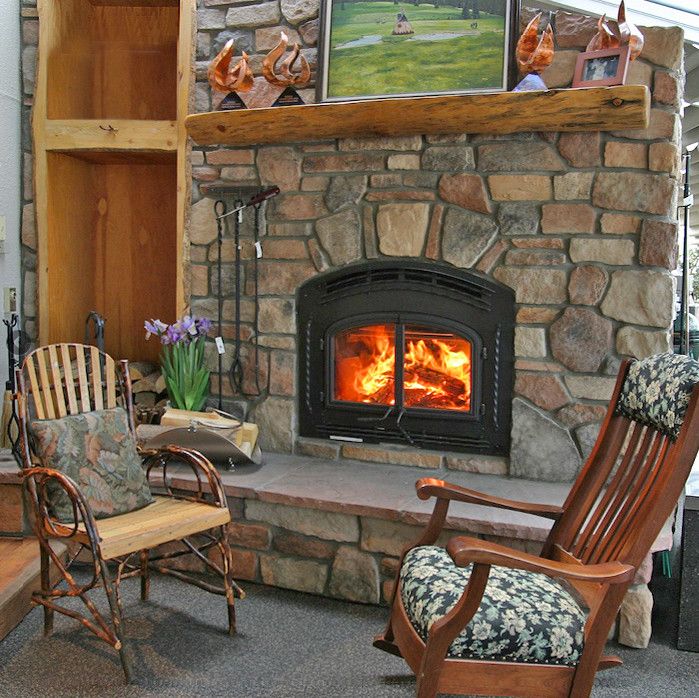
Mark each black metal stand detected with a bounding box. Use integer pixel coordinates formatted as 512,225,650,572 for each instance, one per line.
3,314,21,461
679,150,693,355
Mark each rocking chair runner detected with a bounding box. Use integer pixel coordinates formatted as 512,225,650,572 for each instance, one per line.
16,343,245,682
375,353,699,698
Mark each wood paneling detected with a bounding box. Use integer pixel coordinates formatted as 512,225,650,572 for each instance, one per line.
185,85,650,147
44,0,179,120
45,153,177,362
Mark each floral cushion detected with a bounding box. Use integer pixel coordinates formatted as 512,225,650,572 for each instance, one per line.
616,353,699,439
400,546,586,666
30,407,153,522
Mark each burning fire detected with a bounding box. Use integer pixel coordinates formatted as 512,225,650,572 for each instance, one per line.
334,324,472,411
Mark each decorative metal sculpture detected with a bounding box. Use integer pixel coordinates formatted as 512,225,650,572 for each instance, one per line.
586,1,644,61
513,13,555,92
208,33,311,110
262,31,311,88
207,39,254,110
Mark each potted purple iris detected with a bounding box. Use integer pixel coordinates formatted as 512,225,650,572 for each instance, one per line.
144,315,212,411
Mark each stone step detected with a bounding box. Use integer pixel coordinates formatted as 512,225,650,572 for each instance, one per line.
0,537,65,642
0,452,25,537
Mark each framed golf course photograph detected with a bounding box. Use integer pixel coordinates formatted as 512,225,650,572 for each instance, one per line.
318,1,519,102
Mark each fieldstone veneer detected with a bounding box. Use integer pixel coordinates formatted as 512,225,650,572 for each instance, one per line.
19,1,685,484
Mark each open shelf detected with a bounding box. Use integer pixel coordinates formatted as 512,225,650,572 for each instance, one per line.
44,0,179,120
45,151,177,362
33,0,193,363
185,85,650,147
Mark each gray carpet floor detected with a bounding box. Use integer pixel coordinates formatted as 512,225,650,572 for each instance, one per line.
0,562,696,698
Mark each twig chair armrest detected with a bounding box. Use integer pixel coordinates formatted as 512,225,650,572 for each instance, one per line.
140,443,228,508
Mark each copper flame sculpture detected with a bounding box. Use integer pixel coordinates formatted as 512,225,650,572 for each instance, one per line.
262,31,311,88
586,1,644,61
207,39,254,93
516,13,555,76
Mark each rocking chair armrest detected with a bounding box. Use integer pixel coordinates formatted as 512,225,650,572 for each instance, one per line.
416,478,564,521
446,535,635,585
140,444,228,509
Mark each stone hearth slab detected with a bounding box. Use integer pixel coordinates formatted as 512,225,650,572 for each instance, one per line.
168,453,571,542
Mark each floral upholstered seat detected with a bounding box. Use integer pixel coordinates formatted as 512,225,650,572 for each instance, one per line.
400,546,587,666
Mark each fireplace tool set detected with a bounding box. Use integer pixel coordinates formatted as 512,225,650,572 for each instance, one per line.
211,185,279,411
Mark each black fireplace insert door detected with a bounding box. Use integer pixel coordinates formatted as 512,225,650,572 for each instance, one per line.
297,261,514,455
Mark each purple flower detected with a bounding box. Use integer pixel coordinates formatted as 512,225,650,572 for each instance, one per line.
179,315,196,336
144,318,168,341
166,325,184,345
196,317,212,335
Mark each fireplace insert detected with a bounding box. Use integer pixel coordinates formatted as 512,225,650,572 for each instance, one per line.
297,260,514,454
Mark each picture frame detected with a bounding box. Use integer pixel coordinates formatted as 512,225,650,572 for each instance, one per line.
317,0,519,103
572,45,630,88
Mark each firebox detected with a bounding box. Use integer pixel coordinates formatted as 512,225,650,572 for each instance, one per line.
297,260,515,455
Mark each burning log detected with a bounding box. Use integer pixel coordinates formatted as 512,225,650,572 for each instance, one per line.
365,381,395,405
405,366,466,399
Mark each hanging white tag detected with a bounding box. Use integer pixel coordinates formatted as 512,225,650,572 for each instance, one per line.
255,241,263,258
215,337,225,354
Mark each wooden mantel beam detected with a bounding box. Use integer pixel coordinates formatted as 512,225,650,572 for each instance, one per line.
185,85,650,147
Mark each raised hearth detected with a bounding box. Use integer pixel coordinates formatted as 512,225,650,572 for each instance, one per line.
297,261,514,455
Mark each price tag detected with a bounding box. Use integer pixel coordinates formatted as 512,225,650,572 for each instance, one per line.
255,241,263,258
215,337,225,354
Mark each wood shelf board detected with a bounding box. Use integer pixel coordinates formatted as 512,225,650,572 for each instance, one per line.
88,1,179,6
185,85,650,147
50,149,177,165
44,119,178,152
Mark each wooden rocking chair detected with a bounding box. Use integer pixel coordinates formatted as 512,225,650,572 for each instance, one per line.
16,343,245,682
375,353,699,698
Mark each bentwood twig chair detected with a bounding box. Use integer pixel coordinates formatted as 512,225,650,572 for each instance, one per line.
17,343,245,682
375,353,699,698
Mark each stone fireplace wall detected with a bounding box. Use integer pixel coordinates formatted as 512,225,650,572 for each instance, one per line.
19,1,685,483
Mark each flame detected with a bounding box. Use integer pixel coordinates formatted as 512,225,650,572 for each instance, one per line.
334,325,472,411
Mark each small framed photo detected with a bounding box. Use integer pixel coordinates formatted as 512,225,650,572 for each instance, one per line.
317,0,519,103
572,46,630,88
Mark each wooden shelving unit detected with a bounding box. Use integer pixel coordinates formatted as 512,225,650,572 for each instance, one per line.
185,85,650,147
33,0,194,362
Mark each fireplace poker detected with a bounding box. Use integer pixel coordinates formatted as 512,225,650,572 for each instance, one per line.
214,199,228,410
229,198,245,396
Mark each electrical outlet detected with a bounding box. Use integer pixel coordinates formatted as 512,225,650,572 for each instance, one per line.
4,287,16,314
0,215,5,254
